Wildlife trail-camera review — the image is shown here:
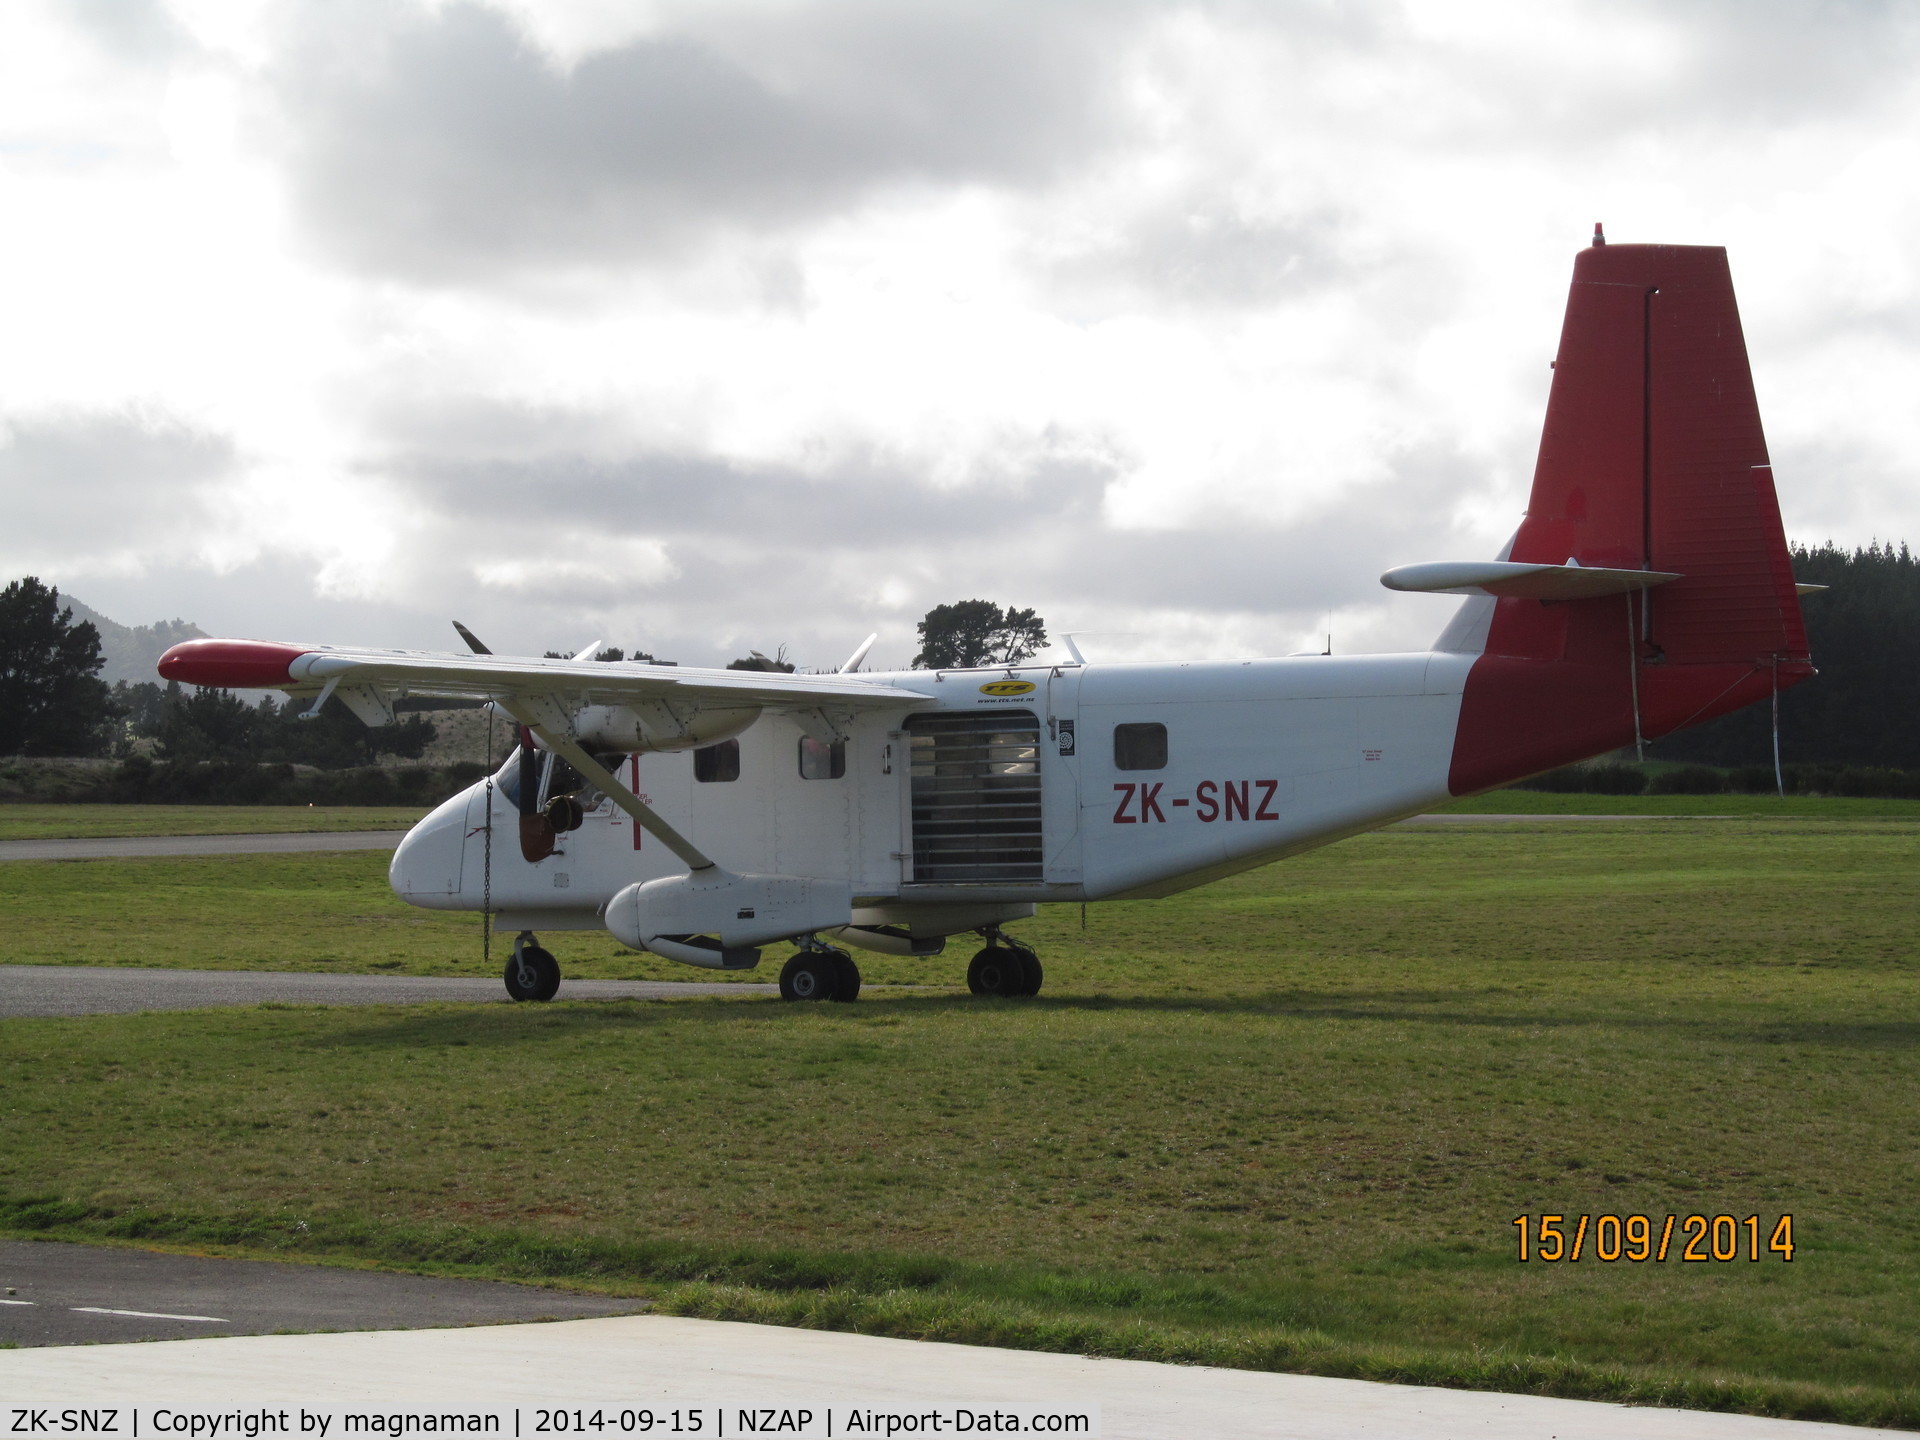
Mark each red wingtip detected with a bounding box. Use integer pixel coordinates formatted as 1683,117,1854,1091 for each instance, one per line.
157,639,310,688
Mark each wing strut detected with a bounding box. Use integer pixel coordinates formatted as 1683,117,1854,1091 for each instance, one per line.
498,697,718,873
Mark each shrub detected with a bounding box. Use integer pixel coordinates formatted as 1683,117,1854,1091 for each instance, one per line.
1729,765,1780,793
1516,763,1646,794
1646,765,1728,795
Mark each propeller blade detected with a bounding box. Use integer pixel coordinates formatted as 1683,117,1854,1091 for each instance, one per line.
452,621,492,655
838,633,878,673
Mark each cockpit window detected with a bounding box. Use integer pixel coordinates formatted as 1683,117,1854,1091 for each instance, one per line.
540,755,584,805
493,749,624,810
493,749,524,807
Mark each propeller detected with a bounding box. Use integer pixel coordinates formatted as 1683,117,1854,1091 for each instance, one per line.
452,621,492,655
838,633,878,673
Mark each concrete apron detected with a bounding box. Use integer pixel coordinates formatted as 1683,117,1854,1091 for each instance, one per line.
0,1314,1897,1440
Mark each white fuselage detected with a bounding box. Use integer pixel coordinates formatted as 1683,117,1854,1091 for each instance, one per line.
390,651,1476,937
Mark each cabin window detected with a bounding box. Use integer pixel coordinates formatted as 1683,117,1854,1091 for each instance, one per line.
693,738,740,782
798,736,847,780
1113,722,1168,771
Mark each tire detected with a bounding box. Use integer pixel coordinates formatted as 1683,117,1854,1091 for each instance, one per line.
830,950,861,1003
967,946,1026,998
780,952,838,1001
527,946,561,1001
504,945,560,1002
1016,951,1043,997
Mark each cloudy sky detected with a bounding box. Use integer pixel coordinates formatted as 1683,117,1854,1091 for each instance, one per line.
2,0,1916,670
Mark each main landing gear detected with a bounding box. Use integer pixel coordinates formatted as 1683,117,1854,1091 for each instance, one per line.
968,926,1042,998
780,937,861,1003
504,931,561,1002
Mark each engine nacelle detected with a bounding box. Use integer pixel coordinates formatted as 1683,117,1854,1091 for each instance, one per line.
572,703,760,753
605,868,853,955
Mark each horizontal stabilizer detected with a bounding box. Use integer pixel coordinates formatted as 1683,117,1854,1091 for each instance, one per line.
1382,560,1680,600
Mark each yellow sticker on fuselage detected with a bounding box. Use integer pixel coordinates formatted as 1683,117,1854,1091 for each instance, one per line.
978,680,1037,696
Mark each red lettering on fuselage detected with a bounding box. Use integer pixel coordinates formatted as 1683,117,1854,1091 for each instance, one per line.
1142,778,1279,824
1113,782,1137,822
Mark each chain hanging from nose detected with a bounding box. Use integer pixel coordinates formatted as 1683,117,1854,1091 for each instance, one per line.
481,704,494,965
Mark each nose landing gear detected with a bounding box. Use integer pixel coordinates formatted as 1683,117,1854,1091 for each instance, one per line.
968,926,1042,998
504,931,561,1002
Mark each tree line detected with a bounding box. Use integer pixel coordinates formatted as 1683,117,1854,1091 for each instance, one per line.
13,545,1908,780
1653,541,1920,770
0,576,433,766
0,578,1054,768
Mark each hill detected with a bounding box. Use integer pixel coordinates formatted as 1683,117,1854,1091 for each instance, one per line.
58,595,206,686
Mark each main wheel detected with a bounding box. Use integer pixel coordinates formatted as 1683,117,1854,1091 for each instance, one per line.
780,952,839,1001
830,950,861,1003
967,946,1026,998
504,945,561,1002
1016,951,1043,997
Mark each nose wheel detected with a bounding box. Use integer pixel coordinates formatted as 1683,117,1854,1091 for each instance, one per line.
504,931,561,1002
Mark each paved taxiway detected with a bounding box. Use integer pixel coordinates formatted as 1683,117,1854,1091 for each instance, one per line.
0,966,773,1017
0,1309,1897,1440
0,1240,642,1346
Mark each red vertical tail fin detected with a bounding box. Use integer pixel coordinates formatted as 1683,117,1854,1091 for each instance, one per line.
1449,242,1812,794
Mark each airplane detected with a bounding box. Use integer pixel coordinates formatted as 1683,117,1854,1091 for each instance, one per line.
158,230,1814,1005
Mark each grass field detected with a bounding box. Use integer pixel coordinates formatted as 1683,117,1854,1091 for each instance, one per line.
3,818,1918,1425
0,805,428,840
1438,791,1920,818
3,794,1915,840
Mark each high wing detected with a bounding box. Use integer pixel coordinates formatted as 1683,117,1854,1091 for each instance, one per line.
156,638,930,722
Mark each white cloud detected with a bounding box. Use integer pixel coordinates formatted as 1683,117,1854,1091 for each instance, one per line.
2,0,1917,669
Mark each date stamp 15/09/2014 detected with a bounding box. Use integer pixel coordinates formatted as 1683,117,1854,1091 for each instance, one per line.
1512,1213,1795,1263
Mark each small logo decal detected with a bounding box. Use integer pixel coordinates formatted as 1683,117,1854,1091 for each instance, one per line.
979,680,1037,697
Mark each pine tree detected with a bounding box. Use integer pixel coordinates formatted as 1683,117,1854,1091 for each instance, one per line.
0,577,118,756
